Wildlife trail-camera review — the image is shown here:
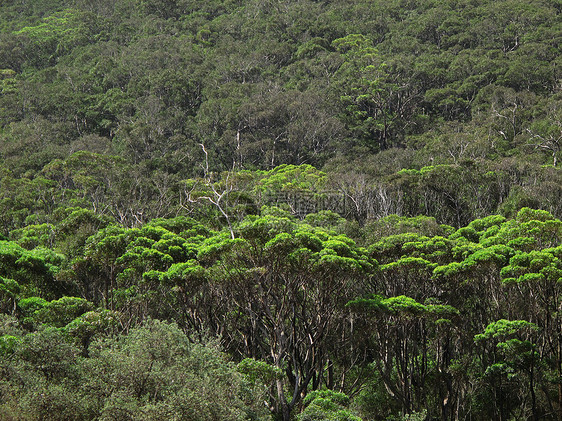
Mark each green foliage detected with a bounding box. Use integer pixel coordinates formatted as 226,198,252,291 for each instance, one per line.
15,326,81,381
256,164,326,193
0,275,20,312
65,309,118,346
0,319,267,420
332,34,393,151
364,214,453,242
10,223,56,250
147,216,210,238
33,296,94,328
237,358,284,385
0,334,21,355
18,296,48,317
475,319,538,342
298,389,361,421
83,319,268,420
0,240,67,298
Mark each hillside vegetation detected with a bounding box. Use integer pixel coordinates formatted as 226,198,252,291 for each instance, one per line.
1,0,562,419
0,0,561,229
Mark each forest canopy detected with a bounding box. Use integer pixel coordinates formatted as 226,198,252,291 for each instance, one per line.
0,0,560,229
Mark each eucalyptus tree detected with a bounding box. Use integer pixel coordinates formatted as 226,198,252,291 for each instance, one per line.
155,213,376,420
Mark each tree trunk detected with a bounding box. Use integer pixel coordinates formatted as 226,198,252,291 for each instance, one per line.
276,378,291,421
